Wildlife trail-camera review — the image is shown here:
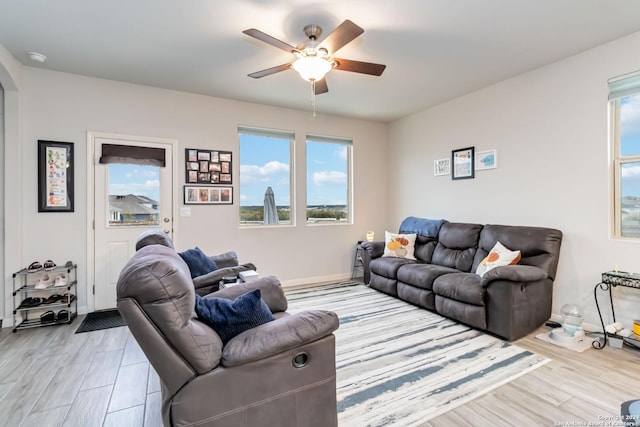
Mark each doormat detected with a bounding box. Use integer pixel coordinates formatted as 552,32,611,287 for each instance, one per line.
75,309,126,333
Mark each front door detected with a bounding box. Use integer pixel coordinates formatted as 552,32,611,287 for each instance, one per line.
92,133,175,310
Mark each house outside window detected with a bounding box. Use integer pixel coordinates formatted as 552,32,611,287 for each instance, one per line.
306,134,352,225
610,72,640,238
238,126,294,225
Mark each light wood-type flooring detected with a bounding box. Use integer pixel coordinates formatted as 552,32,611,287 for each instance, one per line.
0,315,638,427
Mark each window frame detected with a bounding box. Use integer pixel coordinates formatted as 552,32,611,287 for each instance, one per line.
305,134,353,226
610,81,640,239
237,126,295,227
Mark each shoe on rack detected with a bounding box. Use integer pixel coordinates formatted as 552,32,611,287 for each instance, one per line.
35,274,53,289
43,260,57,271
18,297,43,309
40,310,55,323
54,274,69,288
56,310,70,323
61,293,76,304
27,261,42,273
43,294,63,304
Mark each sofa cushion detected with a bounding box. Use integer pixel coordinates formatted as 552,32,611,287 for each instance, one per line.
370,256,416,278
432,273,485,306
397,263,459,291
475,241,521,277
383,231,417,260
195,289,275,344
179,247,219,278
431,223,483,272
473,224,562,280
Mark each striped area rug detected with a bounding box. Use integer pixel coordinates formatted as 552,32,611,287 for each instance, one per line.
286,282,549,426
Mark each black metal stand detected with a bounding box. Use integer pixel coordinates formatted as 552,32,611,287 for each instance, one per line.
592,281,613,349
593,271,640,350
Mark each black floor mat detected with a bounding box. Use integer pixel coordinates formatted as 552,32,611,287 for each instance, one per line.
75,309,125,333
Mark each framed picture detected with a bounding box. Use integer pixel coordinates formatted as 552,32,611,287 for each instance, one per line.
38,140,74,212
452,146,475,180
433,158,451,176
476,149,497,170
184,186,233,205
185,148,232,184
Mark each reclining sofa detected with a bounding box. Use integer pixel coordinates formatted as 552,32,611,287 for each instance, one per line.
361,217,562,341
118,231,340,426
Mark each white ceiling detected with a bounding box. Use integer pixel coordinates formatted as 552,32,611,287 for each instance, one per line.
2,0,640,122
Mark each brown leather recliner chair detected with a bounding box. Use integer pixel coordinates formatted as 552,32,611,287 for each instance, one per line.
134,230,258,296
117,231,339,427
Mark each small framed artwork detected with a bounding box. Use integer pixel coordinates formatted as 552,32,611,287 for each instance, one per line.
185,149,232,184
452,146,475,180
476,149,497,170
433,158,451,176
38,140,74,212
184,186,233,205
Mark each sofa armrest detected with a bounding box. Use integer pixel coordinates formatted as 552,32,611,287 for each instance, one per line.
361,241,385,259
221,310,339,367
192,263,257,296
205,275,288,313
481,265,548,287
209,251,239,269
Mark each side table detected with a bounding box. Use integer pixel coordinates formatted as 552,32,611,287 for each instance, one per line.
352,241,364,279
593,270,640,350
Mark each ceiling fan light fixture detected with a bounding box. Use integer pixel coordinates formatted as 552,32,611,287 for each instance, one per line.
292,55,332,82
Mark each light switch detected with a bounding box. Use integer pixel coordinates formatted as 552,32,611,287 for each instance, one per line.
180,207,191,217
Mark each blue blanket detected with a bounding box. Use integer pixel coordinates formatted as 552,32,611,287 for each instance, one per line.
399,216,446,237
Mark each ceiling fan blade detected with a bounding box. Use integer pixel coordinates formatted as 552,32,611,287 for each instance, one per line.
318,20,364,54
243,28,296,53
332,58,386,76
248,63,292,79
314,78,329,95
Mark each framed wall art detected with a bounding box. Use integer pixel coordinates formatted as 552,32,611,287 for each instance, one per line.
475,149,497,170
38,140,74,212
451,146,475,180
433,158,451,176
184,186,233,205
185,149,232,184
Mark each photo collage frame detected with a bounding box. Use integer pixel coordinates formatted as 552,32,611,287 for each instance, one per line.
184,148,233,205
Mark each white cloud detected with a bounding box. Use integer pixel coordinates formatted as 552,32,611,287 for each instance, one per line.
313,171,346,186
335,146,347,161
622,164,640,178
240,161,289,184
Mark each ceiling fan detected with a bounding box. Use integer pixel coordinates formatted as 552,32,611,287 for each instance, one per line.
243,20,386,95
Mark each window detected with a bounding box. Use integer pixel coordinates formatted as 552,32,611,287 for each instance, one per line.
610,72,640,238
107,164,160,226
238,127,293,225
306,134,352,224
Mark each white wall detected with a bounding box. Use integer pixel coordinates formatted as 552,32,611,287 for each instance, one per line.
4,66,388,318
388,31,640,329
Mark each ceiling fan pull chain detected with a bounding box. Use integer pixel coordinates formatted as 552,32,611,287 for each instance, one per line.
311,80,317,117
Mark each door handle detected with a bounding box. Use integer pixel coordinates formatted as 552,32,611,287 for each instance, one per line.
163,217,170,223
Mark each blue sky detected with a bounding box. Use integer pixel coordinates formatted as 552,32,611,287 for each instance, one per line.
108,164,160,200
239,134,348,207
621,95,640,197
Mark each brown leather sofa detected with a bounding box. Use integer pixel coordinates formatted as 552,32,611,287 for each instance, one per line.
118,231,339,426
362,218,563,341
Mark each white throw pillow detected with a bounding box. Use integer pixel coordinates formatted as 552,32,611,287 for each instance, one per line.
475,241,521,277
382,231,417,260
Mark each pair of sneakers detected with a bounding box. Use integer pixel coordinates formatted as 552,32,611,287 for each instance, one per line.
35,273,69,289
28,260,57,272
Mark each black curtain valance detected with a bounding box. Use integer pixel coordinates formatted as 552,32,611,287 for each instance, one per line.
99,144,166,167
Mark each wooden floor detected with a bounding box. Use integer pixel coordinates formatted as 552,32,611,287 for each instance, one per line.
0,316,638,427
